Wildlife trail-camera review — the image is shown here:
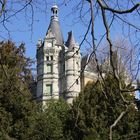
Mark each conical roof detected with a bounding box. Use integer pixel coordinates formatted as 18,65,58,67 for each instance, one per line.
66,31,76,48
46,5,64,45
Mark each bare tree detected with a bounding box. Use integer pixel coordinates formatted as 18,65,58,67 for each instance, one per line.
62,0,140,139
1,0,140,139
0,0,50,38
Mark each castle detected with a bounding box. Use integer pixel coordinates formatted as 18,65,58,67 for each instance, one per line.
36,5,83,104
35,5,131,104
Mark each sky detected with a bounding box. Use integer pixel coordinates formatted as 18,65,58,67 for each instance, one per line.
0,0,120,60
0,0,140,98
0,0,92,59
0,0,140,88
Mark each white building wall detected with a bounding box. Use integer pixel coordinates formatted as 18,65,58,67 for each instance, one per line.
36,5,82,104
36,37,63,101
65,45,81,104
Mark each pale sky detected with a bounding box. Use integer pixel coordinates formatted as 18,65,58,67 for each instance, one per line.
0,0,140,98
0,0,119,59
0,0,139,80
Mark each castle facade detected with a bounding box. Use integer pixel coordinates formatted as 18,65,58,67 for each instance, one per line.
36,5,81,104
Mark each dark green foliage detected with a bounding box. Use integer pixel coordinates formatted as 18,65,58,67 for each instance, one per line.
67,74,139,140
0,41,70,140
0,41,37,139
1,41,140,140
136,99,140,110
31,99,70,140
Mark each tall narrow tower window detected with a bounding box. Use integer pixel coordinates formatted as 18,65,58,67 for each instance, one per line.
76,79,79,85
46,56,49,61
45,84,52,96
51,56,53,61
47,64,53,73
63,64,65,72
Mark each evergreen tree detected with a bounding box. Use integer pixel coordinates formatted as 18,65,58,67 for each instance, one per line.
0,41,37,139
32,99,70,140
67,74,139,140
0,41,70,140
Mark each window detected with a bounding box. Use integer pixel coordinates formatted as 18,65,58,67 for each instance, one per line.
46,84,52,96
76,79,79,85
47,64,53,73
46,56,49,61
51,56,53,61
63,64,65,72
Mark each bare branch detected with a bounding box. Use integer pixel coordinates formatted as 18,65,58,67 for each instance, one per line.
109,108,128,140
0,0,6,17
97,0,140,14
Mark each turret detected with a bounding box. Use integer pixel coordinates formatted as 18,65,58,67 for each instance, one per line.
46,5,64,45
65,31,81,104
36,5,81,105
36,5,64,103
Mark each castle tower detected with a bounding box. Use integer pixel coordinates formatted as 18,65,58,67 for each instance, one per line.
36,5,65,102
65,31,81,104
36,5,81,104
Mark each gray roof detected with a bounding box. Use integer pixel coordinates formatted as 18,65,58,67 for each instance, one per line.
81,54,98,73
65,31,76,48
46,5,64,45
81,54,88,69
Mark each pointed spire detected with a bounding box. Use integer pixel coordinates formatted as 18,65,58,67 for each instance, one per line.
46,5,64,45
66,31,76,48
